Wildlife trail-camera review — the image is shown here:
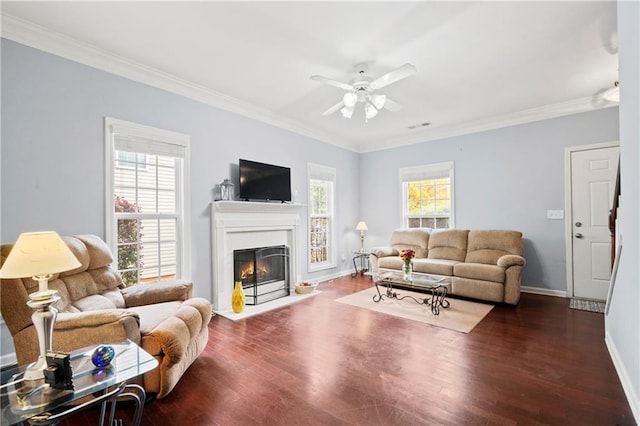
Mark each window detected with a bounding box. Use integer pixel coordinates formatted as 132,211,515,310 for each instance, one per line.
105,118,190,286
116,151,147,170
308,163,336,271
400,162,454,229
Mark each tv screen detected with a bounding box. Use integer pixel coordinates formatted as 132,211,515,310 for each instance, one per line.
239,159,292,202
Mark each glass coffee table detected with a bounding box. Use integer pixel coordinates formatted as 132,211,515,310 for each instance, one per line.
373,269,451,315
0,339,157,426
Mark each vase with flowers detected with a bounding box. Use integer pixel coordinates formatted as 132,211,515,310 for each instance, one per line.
400,248,416,280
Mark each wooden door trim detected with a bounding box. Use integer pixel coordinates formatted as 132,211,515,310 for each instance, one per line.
564,141,620,299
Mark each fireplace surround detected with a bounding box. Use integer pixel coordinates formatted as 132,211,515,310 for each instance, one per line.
210,201,303,312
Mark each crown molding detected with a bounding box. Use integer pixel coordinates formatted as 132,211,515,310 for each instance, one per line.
1,13,615,155
358,97,618,153
0,13,357,152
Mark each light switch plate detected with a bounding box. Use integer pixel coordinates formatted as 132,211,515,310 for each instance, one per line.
547,210,564,220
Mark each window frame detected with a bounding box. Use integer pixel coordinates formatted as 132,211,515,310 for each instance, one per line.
307,163,337,272
104,117,191,283
399,161,455,229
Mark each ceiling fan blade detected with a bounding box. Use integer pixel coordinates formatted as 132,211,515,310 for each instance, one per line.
370,63,417,90
322,100,345,116
382,98,403,112
310,75,354,91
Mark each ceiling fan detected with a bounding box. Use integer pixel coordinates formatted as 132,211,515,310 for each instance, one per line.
310,63,417,122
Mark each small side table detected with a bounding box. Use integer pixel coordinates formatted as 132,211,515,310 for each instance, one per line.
351,251,370,277
1,339,157,426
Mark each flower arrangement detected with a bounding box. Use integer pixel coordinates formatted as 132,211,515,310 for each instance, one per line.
400,248,416,265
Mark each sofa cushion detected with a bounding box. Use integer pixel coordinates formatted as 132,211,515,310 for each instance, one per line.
413,258,460,276
390,228,431,258
378,256,405,270
465,230,523,265
427,229,469,261
454,262,505,283
59,236,90,276
71,294,119,311
76,234,118,270
451,277,504,303
127,301,182,335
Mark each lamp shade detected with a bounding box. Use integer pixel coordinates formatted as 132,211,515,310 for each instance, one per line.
0,231,81,278
356,221,368,231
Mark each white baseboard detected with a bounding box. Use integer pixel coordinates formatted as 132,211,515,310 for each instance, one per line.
311,270,357,284
520,286,567,298
605,333,640,424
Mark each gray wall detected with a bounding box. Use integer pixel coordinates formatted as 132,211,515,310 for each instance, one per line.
1,39,361,357
606,0,639,419
360,108,619,292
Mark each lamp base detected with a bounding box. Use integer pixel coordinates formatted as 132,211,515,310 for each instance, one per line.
23,357,48,381
26,292,60,382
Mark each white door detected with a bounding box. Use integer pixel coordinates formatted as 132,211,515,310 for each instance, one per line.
570,146,619,300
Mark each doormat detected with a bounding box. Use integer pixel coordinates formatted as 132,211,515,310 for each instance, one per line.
569,298,606,313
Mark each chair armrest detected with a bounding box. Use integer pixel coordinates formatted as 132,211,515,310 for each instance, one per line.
497,254,526,268
121,280,193,307
370,247,399,258
53,310,141,354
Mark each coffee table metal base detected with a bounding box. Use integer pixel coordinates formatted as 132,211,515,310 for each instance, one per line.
373,282,450,315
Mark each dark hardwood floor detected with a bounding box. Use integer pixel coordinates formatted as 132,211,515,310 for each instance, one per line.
61,276,634,425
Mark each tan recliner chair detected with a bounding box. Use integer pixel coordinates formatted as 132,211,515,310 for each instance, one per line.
0,234,212,399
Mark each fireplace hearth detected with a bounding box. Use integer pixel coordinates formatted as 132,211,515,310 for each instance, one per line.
234,245,290,305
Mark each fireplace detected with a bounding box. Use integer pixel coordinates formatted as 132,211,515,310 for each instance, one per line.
211,201,303,312
233,245,290,305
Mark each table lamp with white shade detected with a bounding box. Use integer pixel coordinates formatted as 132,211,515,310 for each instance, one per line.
356,221,368,252
0,231,81,381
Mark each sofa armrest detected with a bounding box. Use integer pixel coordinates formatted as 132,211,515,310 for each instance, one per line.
370,247,399,258
121,280,193,308
497,255,525,268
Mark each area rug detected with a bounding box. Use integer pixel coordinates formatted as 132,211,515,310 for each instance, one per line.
569,298,606,313
335,287,494,333
215,290,321,321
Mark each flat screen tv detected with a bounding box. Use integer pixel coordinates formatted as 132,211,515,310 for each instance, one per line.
239,159,292,202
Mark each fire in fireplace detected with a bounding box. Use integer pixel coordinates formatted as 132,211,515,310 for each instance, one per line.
233,245,290,305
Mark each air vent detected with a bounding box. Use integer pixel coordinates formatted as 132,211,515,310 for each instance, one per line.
408,122,431,130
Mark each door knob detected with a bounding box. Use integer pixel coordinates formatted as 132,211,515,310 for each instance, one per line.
575,233,584,239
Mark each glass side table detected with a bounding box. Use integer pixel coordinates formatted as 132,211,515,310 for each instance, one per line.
351,251,370,277
0,339,158,426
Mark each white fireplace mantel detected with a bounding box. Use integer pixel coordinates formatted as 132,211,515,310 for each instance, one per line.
210,201,304,312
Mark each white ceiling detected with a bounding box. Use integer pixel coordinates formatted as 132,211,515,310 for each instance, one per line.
1,1,619,153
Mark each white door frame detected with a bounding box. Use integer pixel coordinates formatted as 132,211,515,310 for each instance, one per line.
564,141,619,298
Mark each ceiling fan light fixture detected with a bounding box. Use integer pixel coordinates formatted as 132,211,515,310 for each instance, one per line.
365,102,379,120
343,92,358,108
371,94,386,110
340,106,354,119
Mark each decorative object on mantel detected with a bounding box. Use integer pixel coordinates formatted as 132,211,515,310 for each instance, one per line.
232,281,246,313
356,221,368,252
220,179,235,201
400,248,415,280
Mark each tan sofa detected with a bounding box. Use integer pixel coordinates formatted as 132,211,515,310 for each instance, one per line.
370,228,525,305
0,234,212,399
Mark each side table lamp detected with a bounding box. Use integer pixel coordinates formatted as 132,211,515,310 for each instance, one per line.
356,221,368,252
0,231,81,381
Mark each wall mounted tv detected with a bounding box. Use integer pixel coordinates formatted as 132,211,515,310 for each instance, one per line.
239,159,292,202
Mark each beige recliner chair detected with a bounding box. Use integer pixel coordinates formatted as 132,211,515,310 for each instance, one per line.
0,234,212,399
